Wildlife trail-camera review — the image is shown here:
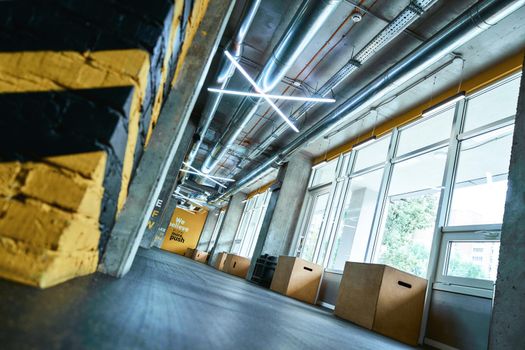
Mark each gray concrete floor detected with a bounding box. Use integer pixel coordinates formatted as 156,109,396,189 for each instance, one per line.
0,248,421,350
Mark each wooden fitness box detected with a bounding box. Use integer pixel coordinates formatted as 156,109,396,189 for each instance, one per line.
334,262,427,346
223,254,251,278
270,256,323,305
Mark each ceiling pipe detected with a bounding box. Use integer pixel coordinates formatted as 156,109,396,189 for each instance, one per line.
201,0,343,174
211,0,525,202
182,0,262,181
244,0,438,164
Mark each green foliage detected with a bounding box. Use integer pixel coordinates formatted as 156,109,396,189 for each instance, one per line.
448,252,484,279
378,194,438,277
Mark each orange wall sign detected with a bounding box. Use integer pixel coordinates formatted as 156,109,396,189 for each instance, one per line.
161,208,208,255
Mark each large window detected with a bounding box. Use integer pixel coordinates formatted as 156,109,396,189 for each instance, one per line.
328,169,383,270
206,209,225,252
297,189,331,262
374,148,448,278
292,72,520,297
231,190,271,258
448,126,513,226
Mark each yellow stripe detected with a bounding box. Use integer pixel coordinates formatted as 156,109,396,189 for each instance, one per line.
0,49,151,211
246,180,276,200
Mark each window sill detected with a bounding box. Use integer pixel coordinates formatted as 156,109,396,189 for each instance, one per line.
433,282,493,299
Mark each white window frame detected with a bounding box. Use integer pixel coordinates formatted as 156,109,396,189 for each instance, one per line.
206,209,225,252
433,227,500,298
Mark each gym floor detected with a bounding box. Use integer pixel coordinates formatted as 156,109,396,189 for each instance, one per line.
0,248,420,350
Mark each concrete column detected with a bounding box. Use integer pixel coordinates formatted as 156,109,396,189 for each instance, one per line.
99,0,235,277
261,152,312,257
196,209,220,251
140,121,195,249
489,60,525,349
209,192,246,266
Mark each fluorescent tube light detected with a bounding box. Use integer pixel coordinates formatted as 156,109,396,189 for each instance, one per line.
353,135,377,149
224,50,299,132
182,162,227,189
179,169,235,182
422,92,466,117
207,88,336,103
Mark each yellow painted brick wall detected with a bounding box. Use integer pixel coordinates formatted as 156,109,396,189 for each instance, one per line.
0,0,213,288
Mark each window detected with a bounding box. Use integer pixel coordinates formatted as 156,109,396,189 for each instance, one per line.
328,169,383,271
291,71,520,299
374,148,448,278
396,108,454,156
436,230,501,291
311,159,337,187
463,76,520,132
298,190,331,262
231,191,270,258
448,125,514,226
207,209,225,251
353,135,390,172
447,241,499,280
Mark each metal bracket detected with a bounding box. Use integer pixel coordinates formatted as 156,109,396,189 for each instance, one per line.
348,58,362,68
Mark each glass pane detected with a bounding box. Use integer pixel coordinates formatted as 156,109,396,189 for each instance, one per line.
239,207,261,257
301,192,330,262
208,210,225,251
328,169,383,271
448,126,514,226
463,76,520,132
374,150,448,277
446,241,500,281
397,108,454,156
353,135,391,172
311,159,337,187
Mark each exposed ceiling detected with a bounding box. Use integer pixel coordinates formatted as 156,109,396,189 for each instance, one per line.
184,0,525,203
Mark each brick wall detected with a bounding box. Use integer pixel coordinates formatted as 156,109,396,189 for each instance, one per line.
0,0,208,288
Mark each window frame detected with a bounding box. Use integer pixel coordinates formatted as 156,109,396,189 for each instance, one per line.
290,72,521,302
434,228,500,296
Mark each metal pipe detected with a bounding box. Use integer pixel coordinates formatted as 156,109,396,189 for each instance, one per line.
245,0,437,164
201,0,343,174
183,0,262,175
212,0,525,201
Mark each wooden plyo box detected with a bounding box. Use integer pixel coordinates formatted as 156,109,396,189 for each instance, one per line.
334,262,427,346
215,252,228,271
270,256,323,305
193,250,208,263
184,248,195,258
223,254,250,278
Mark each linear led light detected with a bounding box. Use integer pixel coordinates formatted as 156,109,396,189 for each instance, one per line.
224,50,299,132
179,169,235,182
353,135,377,149
421,91,466,117
207,88,336,103
182,162,227,189
312,160,327,170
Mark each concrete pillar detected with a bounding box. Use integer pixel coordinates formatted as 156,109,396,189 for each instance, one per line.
209,192,246,266
261,152,312,257
140,121,195,249
196,209,220,251
489,59,525,349
99,0,235,277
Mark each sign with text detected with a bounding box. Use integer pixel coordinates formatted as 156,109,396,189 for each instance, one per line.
160,208,208,255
